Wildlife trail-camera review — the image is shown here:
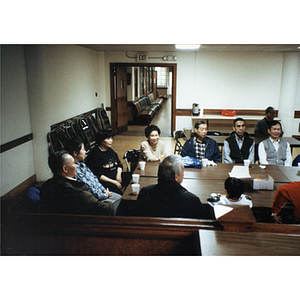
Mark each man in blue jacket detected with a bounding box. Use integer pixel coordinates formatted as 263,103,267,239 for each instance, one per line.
181,121,222,163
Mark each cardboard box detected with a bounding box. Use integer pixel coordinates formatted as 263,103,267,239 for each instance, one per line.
252,175,274,190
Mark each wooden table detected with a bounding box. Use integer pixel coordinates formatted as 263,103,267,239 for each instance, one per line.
277,166,300,182
123,177,285,207
199,229,300,255
134,162,292,183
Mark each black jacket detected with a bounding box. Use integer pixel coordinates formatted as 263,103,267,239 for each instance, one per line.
181,137,222,163
40,176,114,215
132,179,207,219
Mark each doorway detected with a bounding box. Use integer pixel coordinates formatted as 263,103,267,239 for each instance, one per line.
110,63,177,137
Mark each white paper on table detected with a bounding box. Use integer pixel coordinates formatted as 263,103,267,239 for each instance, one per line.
228,166,251,179
213,205,233,219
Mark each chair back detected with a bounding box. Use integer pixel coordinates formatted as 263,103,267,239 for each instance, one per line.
207,131,222,136
73,116,96,153
96,105,112,131
173,130,187,154
123,149,141,172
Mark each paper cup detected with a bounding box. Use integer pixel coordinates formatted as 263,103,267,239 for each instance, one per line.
131,183,140,195
202,158,208,167
298,162,300,171
132,174,140,184
244,159,250,167
139,161,146,170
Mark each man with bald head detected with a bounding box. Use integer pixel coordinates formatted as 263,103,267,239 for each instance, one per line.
40,150,114,215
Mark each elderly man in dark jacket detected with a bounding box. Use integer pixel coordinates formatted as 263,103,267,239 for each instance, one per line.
40,150,114,215
181,121,222,163
132,155,207,219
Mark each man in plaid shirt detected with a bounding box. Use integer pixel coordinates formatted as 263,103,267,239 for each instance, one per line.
181,121,222,163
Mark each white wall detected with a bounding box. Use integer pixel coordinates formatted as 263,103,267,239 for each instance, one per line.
278,53,300,136
24,45,106,182
176,51,286,131
1,45,35,196
194,52,283,108
101,50,299,135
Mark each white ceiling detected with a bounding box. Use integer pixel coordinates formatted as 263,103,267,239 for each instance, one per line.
80,44,300,53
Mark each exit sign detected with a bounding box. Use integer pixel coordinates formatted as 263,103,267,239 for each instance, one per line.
137,54,148,62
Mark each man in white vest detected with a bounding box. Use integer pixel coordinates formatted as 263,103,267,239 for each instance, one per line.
258,121,292,166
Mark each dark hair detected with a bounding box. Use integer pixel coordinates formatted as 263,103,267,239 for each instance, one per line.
145,125,161,138
64,139,84,156
194,120,206,129
269,120,282,130
48,150,69,176
224,177,244,199
265,106,274,114
233,117,246,127
95,130,113,146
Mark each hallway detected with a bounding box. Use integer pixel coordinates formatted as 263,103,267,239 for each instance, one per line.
120,96,172,137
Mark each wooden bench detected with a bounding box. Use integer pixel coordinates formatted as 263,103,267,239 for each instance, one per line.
2,198,300,256
1,210,220,255
133,94,164,124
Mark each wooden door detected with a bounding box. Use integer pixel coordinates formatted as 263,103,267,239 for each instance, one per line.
152,70,157,97
114,66,128,134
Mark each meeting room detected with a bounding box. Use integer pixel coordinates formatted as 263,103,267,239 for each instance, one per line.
1,43,300,256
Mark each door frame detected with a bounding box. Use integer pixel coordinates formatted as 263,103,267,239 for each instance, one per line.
110,62,177,136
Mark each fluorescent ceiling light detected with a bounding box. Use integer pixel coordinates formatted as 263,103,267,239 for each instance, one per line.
175,44,201,50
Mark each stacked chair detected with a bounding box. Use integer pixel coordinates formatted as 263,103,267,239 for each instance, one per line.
173,130,188,155
123,149,141,173
47,106,111,155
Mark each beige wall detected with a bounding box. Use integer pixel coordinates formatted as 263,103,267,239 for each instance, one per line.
1,45,35,195
1,45,107,194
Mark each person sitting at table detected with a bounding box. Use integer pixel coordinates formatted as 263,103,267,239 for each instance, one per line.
209,177,253,208
86,130,131,195
181,120,222,163
132,154,207,219
258,120,292,166
223,118,255,164
64,139,122,214
271,181,300,224
40,150,114,215
140,125,166,161
254,106,276,137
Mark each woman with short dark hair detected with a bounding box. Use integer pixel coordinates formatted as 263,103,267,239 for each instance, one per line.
85,130,125,195
140,125,166,161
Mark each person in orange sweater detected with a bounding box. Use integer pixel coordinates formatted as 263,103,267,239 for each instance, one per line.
271,181,300,223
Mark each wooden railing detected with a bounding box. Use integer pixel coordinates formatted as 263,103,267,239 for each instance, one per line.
2,206,300,256
1,211,220,255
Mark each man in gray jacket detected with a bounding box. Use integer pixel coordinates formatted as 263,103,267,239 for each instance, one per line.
258,121,292,166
